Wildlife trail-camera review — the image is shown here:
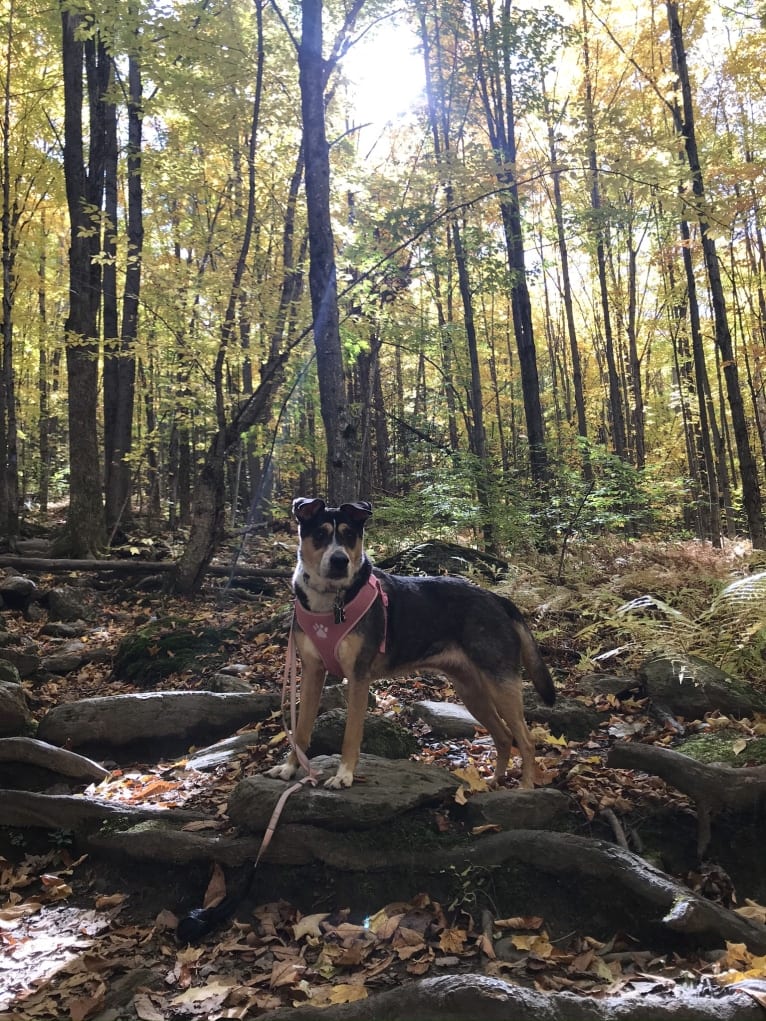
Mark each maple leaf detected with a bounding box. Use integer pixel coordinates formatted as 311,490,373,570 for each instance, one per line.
451,764,489,791
439,927,467,953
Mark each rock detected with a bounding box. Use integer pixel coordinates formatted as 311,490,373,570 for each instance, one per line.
37,691,283,750
414,693,599,744
41,640,111,675
414,700,479,738
309,708,418,759
227,754,460,832
462,788,572,831
0,647,41,678
578,673,642,699
524,693,600,743
0,660,21,685
41,650,87,674
44,585,91,622
0,737,109,783
640,654,766,719
186,732,264,770
0,680,34,736
0,574,38,613
112,620,236,685
40,622,87,638
203,673,253,693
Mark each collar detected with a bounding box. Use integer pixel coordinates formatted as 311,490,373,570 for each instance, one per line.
294,574,388,678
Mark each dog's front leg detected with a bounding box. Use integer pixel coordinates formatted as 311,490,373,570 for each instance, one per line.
325,676,371,789
265,652,326,781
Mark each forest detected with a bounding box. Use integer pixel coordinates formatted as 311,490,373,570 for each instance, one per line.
0,0,765,573
2,1,766,1019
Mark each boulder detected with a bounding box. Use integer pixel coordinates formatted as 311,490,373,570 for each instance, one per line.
37,691,283,749
309,708,418,759
0,679,34,737
228,754,460,832
640,654,766,719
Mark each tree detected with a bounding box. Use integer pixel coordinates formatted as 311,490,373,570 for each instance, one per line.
104,48,143,534
469,0,550,484
299,0,366,503
57,7,108,556
666,1,765,549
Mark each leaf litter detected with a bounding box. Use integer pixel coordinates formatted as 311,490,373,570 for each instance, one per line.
3,538,766,1016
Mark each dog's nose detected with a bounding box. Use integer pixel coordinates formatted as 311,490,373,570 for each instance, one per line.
329,551,349,574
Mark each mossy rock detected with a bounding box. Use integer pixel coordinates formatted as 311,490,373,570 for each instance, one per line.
677,729,766,766
308,708,418,759
112,619,236,686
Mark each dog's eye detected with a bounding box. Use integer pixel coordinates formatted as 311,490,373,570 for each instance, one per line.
311,528,330,546
337,526,359,548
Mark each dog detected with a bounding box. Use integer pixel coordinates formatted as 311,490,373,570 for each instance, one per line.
266,498,555,790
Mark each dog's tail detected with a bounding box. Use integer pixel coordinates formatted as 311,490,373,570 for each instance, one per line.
500,597,556,706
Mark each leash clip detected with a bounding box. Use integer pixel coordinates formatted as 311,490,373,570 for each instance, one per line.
333,595,346,624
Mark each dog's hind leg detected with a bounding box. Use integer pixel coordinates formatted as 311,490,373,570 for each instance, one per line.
488,677,537,789
448,668,515,787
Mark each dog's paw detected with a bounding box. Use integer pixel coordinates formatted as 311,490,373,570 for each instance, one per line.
264,762,298,782
324,766,354,789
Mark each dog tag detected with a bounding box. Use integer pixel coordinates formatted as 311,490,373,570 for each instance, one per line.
334,599,346,624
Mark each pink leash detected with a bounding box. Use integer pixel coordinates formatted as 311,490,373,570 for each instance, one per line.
254,618,318,866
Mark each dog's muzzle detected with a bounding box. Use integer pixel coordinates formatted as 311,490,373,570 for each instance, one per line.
327,551,350,578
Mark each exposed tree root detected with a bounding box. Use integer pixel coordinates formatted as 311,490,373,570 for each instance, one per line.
607,742,766,855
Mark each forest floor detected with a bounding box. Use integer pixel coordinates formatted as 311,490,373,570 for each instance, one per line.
1,531,766,1019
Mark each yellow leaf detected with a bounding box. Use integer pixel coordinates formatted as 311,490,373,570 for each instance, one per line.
329,983,368,1004
732,738,748,755
545,732,568,747
511,933,553,957
439,928,467,953
453,786,468,805
452,764,489,792
269,731,287,746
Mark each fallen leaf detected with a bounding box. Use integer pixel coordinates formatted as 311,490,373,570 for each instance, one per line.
293,912,330,940
439,928,467,953
470,823,501,835
329,983,367,1004
452,764,489,792
171,977,234,1006
203,863,227,909
94,893,126,909
67,983,106,1021
133,993,165,1021
270,959,306,989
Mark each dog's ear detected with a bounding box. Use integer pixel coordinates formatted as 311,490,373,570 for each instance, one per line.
340,501,373,526
292,497,325,523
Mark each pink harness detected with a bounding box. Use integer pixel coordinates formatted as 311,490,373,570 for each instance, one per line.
294,574,388,678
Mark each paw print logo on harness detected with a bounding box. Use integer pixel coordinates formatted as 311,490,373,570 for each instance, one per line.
313,622,329,640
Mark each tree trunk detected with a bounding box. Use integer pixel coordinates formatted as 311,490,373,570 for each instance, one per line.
667,1,765,548
418,4,496,550
300,0,362,503
58,10,107,557
470,0,549,484
581,0,627,461
0,0,20,540
105,53,143,534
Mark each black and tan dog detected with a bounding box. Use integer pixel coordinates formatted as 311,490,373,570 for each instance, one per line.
266,498,555,790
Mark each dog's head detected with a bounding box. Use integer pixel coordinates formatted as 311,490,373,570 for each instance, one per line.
292,498,372,586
